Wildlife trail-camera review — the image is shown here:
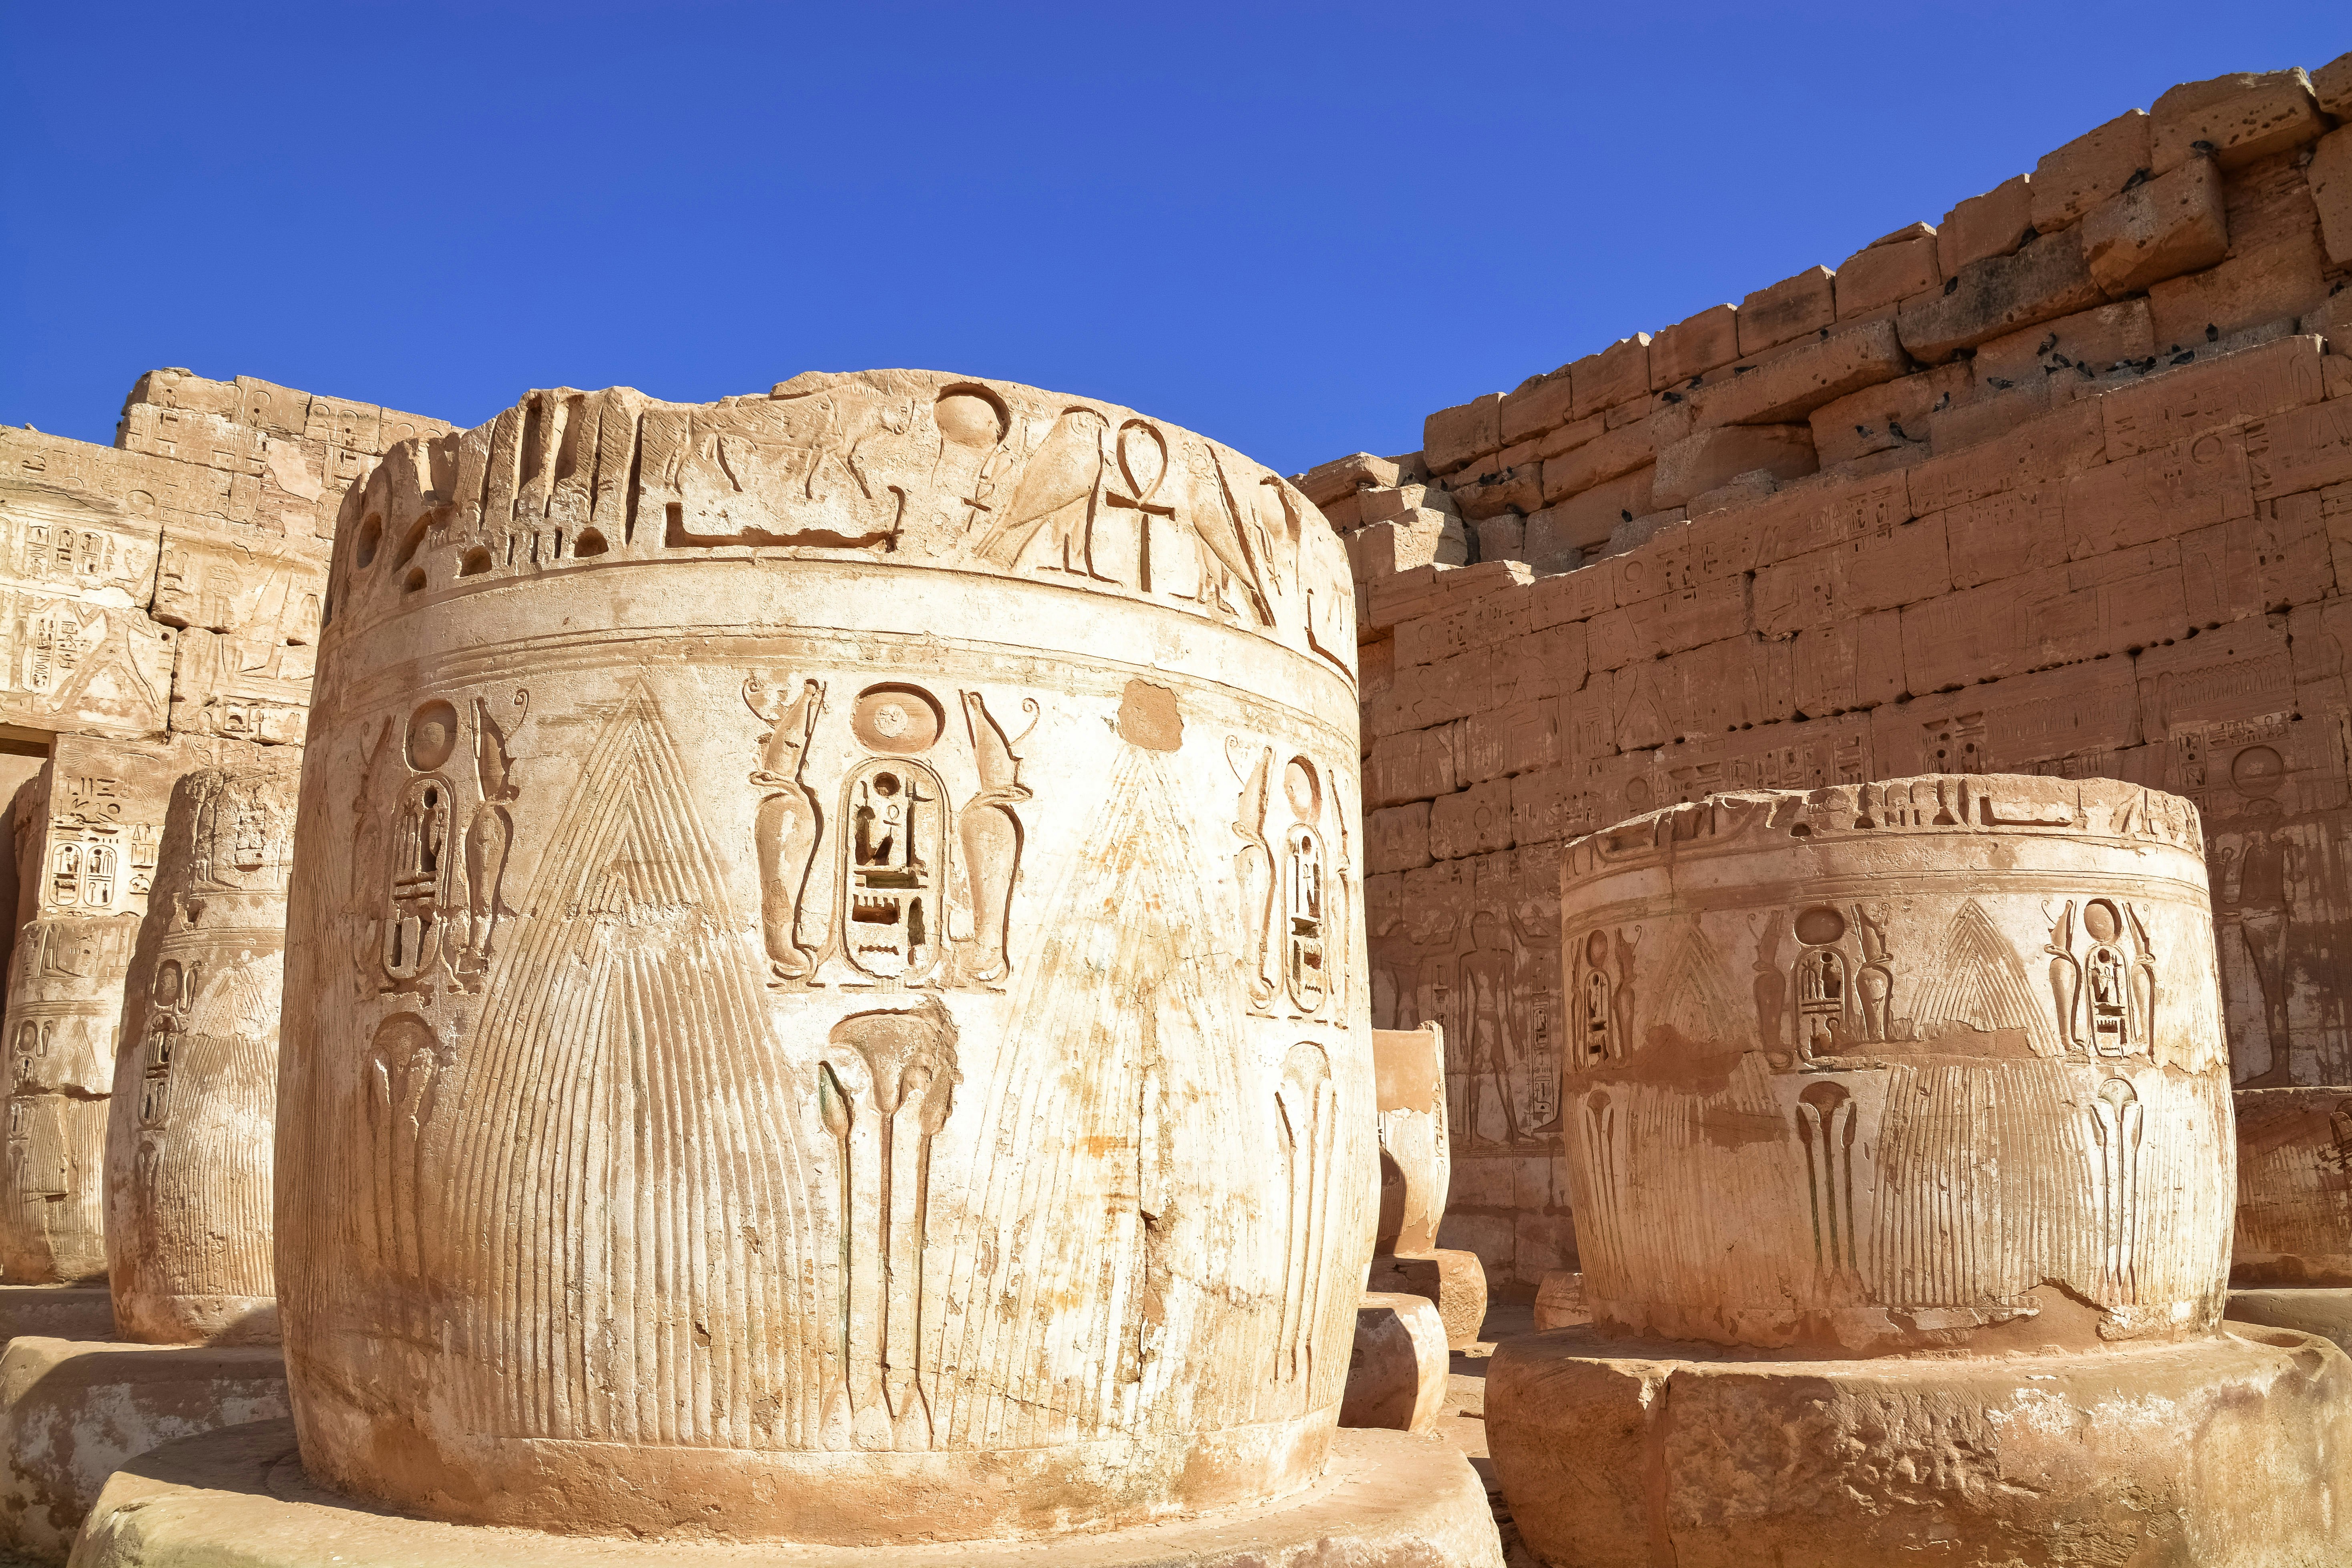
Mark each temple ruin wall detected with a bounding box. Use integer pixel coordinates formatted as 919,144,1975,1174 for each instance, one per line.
1302,57,2352,1286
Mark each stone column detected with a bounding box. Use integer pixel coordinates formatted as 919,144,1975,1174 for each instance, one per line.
1488,775,2352,1566
0,736,182,1283
241,371,1492,1564
1365,1022,1487,1346
104,757,301,1344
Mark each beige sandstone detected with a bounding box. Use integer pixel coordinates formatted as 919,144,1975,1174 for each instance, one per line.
70,1419,1501,1568
253,367,1498,1562
1366,1024,1486,1348
0,1336,285,1564
103,758,300,1344
1337,1292,1447,1433
1484,775,2352,1564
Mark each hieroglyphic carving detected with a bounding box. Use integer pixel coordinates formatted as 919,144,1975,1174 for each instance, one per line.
747,675,826,985
106,757,299,1344
1556,776,2231,1351
948,692,1031,989
817,999,958,1450
1232,741,1281,1012
455,692,524,989
1274,1041,1335,1383
379,701,461,994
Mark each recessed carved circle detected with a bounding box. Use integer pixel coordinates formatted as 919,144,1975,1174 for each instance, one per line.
2232,745,2285,798
2083,899,2120,944
1583,931,1609,967
852,685,942,755
1794,906,1846,946
406,700,460,772
1283,757,1320,822
934,386,1009,450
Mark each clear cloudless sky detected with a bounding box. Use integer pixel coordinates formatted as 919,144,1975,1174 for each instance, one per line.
2,4,2346,476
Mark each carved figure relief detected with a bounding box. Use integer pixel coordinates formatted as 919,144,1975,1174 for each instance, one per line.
456,692,525,989
2043,897,2158,1058
747,675,825,984
1231,742,1280,1012
2087,1076,2144,1305
816,999,958,1452
1273,1042,1335,1385
1796,1079,1859,1273
949,691,1031,989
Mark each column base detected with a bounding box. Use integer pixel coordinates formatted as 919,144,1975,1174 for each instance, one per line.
0,1336,287,1565
2229,1287,2352,1354
70,1419,1501,1568
0,1285,113,1343
1488,1323,2352,1568
1369,1248,1488,1349
1340,1291,1448,1433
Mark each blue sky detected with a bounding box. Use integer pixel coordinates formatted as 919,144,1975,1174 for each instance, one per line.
2,4,2343,475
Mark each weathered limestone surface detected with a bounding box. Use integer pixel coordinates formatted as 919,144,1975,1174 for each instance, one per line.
276,372,1396,1544
70,1419,1504,1568
1366,1023,1486,1347
103,758,300,1344
1300,51,2352,1288
1483,775,2352,1564
2,737,212,1282
0,1337,286,1565
2233,1085,2352,1286
0,369,436,746
1494,1323,2352,1568
1338,1291,1448,1433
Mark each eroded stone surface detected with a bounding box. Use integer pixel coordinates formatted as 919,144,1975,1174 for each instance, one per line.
1367,1023,1487,1349
278,372,1372,1542
1490,1323,2352,1568
69,1419,1502,1568
1338,1291,1448,1433
2233,1086,2352,1287
1561,775,2228,1354
104,758,300,1344
0,1336,285,1565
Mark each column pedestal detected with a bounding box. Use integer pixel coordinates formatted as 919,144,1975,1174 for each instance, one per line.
1487,1323,2352,1568
0,1337,286,1564
70,1420,1502,1568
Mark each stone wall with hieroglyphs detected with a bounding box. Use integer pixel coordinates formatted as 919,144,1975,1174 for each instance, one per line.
1308,58,2352,1285
0,369,445,747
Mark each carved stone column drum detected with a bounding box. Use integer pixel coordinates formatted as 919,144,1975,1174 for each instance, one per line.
278,373,1376,1542
105,759,300,1344
0,737,185,1284
1488,777,2352,1567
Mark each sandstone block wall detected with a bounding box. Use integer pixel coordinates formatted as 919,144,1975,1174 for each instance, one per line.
0,371,449,746
1305,58,2352,1286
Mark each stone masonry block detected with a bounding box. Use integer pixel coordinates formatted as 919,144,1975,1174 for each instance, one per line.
1653,424,1817,511
2101,334,2330,459
1808,369,1945,467
2082,157,2230,297
2152,70,2327,176
1651,305,1739,390
1424,394,1502,476
1295,452,1402,509
1899,229,2105,364
1498,372,1576,448
2314,53,2352,119
2312,128,2352,268
1346,515,1469,581
1366,728,1458,809
1974,300,2155,394
1737,267,1836,355
1366,802,1432,874
2063,432,2254,558
1537,466,1653,552
1690,318,1911,427
2148,229,2330,352
2033,109,2154,233
1937,173,2035,276
1904,397,2105,515
1448,465,1541,520
1428,778,1513,862
1539,421,1651,501
2246,400,2352,500
1834,234,1939,319
1570,337,1652,422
